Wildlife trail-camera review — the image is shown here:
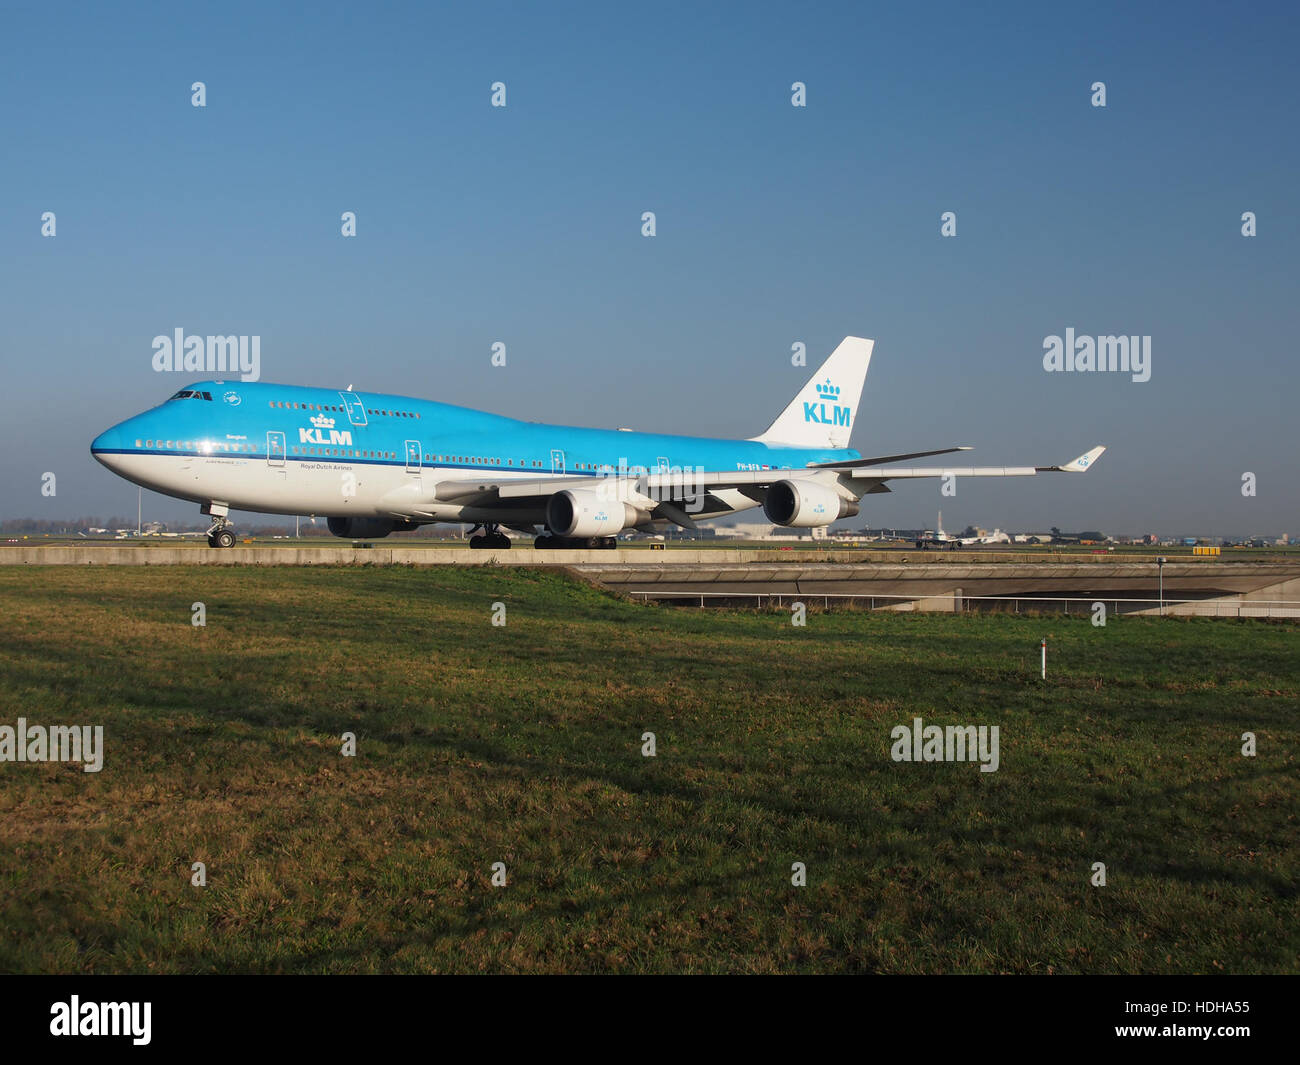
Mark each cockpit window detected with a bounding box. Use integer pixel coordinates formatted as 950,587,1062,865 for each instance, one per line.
168,390,214,401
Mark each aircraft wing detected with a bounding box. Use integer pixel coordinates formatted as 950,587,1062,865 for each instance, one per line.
807,446,973,469
464,446,1108,499
385,446,1106,523
836,445,1106,483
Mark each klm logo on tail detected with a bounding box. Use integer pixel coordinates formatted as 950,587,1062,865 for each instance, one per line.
752,337,872,449
803,380,850,427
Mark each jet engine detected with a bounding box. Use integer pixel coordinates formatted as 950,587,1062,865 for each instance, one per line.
546,490,648,537
762,479,859,527
326,516,417,539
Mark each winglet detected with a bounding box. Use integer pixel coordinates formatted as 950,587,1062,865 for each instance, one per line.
1038,445,1106,473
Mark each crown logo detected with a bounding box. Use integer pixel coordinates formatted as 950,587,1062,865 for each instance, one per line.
815,380,840,401
310,414,335,428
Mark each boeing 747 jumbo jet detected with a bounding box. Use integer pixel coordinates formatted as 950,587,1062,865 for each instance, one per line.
91,337,1104,549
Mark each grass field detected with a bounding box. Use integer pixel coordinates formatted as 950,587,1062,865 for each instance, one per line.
0,565,1295,973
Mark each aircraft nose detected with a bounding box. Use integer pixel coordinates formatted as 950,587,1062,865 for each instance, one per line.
91,425,125,470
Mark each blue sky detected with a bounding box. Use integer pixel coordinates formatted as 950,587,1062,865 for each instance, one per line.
2,0,1297,535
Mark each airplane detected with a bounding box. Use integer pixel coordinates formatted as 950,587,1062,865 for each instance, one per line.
90,337,1105,549
914,509,956,550
959,528,1011,547
914,511,1012,549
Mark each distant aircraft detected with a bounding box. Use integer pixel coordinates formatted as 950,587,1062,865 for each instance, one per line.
91,337,1105,549
961,529,1011,546
916,511,1012,549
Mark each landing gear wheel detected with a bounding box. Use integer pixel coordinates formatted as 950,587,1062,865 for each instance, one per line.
205,514,236,548
469,523,511,549
535,533,615,549
536,533,579,549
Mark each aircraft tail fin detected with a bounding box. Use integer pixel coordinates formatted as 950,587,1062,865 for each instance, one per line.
751,336,874,449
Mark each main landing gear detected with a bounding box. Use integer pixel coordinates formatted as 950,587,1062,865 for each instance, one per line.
534,534,618,550
468,522,512,550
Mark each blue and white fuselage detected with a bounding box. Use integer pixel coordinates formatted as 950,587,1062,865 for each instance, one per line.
90,337,1104,547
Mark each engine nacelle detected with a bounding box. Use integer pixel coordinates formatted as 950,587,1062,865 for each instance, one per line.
326,516,416,539
546,490,646,538
763,479,859,527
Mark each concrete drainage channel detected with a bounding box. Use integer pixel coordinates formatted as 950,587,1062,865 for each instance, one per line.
573,562,1300,617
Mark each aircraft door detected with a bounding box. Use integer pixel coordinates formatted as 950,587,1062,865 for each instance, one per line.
338,392,368,426
267,431,286,467
405,440,421,474
550,449,565,474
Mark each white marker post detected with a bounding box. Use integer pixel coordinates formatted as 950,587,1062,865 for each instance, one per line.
1041,638,1047,680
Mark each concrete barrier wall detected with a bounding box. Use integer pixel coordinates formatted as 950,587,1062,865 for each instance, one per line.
0,546,767,566
2,544,1263,568
4,545,1297,615
3,547,1296,589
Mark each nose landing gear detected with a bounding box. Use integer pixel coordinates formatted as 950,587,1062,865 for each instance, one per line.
206,517,237,548
202,502,236,549
205,513,236,549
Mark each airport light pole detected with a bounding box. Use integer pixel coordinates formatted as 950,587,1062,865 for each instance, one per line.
1156,556,1167,616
